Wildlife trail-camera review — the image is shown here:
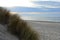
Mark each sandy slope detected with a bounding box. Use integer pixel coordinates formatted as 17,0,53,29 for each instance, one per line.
26,20,60,40
0,24,18,40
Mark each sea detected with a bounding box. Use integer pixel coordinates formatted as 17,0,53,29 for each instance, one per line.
16,12,60,22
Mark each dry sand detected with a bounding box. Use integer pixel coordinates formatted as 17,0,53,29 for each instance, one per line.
26,20,60,40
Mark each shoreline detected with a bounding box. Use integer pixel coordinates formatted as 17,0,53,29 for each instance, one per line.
25,20,60,23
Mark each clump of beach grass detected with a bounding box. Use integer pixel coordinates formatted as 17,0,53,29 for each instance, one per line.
0,7,39,40
0,7,10,24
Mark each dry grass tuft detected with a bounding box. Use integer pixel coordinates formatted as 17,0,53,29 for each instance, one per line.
0,7,39,40
0,7,10,24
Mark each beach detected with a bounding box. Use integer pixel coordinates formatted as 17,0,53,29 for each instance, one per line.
26,20,60,40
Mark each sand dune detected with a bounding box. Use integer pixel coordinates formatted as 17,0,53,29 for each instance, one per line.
0,24,18,40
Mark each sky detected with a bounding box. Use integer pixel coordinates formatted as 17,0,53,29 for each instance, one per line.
0,0,60,8
0,0,35,7
33,0,60,1
0,0,60,22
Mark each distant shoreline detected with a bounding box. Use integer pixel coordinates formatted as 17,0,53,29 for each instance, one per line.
25,20,60,23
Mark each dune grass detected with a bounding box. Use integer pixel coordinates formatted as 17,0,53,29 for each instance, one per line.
0,7,10,24
0,7,39,40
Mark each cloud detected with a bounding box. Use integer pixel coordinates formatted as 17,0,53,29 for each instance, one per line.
0,0,36,7
33,1,60,8
36,5,60,8
9,7,60,12
32,0,60,2
0,0,60,9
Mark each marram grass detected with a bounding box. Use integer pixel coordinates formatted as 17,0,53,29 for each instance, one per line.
0,7,39,40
